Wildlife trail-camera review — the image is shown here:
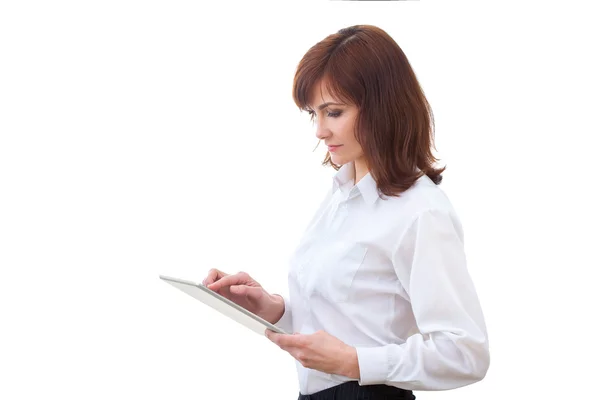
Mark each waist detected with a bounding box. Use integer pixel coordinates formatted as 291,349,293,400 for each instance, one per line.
298,380,414,400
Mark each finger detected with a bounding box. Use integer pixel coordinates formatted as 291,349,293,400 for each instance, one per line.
230,285,263,300
202,268,227,286
265,329,281,343
208,272,248,292
290,349,309,366
273,333,305,348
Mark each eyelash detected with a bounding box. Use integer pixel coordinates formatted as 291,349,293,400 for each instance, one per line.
307,110,342,121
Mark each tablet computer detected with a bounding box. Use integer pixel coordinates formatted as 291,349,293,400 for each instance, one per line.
159,275,288,335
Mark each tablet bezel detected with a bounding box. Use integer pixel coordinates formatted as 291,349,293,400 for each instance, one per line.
159,274,288,334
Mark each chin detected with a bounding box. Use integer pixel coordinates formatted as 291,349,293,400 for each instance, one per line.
329,155,348,165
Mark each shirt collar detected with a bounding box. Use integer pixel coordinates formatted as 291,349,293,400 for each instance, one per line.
332,161,380,205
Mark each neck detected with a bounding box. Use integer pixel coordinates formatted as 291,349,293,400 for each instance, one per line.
353,157,369,184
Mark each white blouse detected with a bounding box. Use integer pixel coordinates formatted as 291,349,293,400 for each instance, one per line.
274,162,490,395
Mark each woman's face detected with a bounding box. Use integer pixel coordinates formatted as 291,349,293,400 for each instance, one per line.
307,80,364,167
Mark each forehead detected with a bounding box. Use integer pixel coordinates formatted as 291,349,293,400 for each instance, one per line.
308,79,341,107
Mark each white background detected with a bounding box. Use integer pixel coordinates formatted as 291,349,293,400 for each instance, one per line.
1,1,599,399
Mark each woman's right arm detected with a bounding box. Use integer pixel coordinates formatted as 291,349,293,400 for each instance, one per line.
203,269,291,330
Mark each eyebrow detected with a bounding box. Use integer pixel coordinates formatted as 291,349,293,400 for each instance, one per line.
307,102,345,111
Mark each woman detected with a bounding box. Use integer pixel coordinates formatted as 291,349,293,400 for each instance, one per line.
203,24,490,400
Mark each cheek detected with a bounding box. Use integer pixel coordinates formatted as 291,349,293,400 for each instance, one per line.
337,121,358,145
342,132,362,155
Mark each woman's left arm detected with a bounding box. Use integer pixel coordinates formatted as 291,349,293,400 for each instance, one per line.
355,208,490,390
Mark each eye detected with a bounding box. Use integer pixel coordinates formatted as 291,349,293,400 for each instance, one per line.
305,109,342,121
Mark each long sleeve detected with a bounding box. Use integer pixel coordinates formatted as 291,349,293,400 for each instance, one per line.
355,208,490,390
273,294,294,334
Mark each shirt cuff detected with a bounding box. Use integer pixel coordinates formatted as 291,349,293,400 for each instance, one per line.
272,294,293,334
356,345,390,385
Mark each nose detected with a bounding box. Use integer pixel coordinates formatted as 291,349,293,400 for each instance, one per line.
315,118,331,141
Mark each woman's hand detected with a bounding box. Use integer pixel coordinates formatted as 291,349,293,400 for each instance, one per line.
265,329,360,379
202,269,285,324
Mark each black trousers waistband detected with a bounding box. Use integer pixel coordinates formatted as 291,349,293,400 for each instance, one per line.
298,381,415,400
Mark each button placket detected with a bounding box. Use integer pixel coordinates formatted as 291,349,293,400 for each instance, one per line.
331,201,349,231
326,193,343,227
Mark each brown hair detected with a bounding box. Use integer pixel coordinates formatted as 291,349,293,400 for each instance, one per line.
292,24,445,198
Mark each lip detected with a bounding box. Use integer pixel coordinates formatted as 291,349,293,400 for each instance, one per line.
327,144,342,152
